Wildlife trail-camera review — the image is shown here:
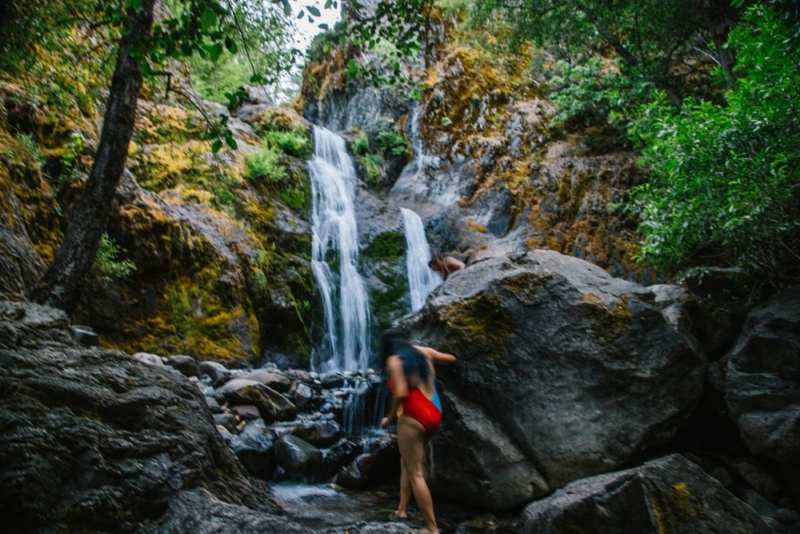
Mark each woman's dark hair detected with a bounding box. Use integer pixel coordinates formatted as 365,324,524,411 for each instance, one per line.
380,327,431,382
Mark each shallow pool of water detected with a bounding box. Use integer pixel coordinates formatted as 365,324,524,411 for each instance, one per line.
272,482,508,533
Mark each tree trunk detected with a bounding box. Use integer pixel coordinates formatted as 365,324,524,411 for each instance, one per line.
702,0,737,85
30,0,157,311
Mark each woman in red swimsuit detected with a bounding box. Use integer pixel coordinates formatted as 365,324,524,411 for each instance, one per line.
380,328,457,534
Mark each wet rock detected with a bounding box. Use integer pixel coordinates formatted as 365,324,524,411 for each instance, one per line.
205,396,222,414
0,301,74,348
141,487,312,534
320,371,346,389
132,351,165,366
724,286,800,487
214,378,298,422
231,420,277,479
404,251,706,505
239,369,292,392
166,354,199,377
318,521,411,534
285,369,314,383
274,435,323,478
514,454,771,533
71,325,100,347
322,438,362,478
199,361,232,387
284,420,343,448
289,382,317,411
214,413,238,433
0,305,285,532
334,435,399,489
231,405,261,421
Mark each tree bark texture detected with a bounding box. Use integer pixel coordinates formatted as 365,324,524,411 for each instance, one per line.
31,0,157,311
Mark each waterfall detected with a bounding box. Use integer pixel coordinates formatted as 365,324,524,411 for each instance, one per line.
309,126,371,373
400,208,441,312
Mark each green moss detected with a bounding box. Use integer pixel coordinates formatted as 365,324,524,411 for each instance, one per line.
579,292,633,336
502,272,555,305
370,269,410,337
438,294,512,358
362,230,406,262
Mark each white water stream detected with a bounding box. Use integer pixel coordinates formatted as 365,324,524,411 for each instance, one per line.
309,126,371,373
400,208,441,311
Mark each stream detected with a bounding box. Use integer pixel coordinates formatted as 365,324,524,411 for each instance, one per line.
273,481,510,533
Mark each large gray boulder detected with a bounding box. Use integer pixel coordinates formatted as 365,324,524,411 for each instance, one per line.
429,387,549,508
403,251,706,507
514,454,771,533
0,301,303,533
725,286,800,478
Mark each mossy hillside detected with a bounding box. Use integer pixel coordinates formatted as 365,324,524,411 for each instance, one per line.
401,11,657,282
0,4,315,363
300,23,353,104
0,122,63,264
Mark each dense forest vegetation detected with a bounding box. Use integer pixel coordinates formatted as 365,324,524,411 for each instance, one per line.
1,0,798,301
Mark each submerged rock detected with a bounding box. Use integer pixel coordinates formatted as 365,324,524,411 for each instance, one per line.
274,435,323,478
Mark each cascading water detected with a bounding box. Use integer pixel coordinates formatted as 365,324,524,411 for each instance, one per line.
309,126,371,373
400,208,441,311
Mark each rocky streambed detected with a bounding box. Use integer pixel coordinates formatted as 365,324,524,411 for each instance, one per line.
2,252,800,533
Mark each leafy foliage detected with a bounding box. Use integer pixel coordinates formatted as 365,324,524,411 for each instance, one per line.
472,0,734,109
182,0,300,104
245,146,286,183
548,57,655,134
93,234,136,281
630,5,800,283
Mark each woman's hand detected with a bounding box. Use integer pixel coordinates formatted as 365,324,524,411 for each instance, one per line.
381,417,391,428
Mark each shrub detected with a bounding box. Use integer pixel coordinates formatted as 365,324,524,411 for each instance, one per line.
244,146,286,183
94,234,136,282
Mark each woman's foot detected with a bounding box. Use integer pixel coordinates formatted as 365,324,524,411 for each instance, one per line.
391,510,408,520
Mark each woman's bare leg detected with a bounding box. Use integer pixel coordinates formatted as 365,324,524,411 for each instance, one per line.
397,416,438,533
398,458,411,517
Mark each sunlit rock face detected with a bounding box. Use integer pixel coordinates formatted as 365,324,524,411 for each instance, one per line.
300,14,663,338
401,250,705,507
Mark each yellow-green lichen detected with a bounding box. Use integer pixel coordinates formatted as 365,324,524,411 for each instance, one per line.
650,481,703,533
438,294,512,358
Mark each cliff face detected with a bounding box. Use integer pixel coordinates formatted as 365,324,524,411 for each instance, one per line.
0,51,315,366
301,11,661,331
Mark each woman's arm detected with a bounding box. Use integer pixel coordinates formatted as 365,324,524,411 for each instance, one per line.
414,345,457,365
381,355,407,427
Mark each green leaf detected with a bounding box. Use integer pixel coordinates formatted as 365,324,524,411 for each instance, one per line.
211,140,223,153
201,9,218,32
297,10,305,19
307,6,321,17
226,134,238,150
209,42,223,62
